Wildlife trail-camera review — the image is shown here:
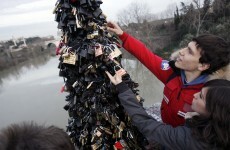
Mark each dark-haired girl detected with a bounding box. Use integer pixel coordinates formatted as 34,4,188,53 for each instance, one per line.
106,70,230,150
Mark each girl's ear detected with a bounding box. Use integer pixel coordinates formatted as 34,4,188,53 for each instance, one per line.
198,63,210,71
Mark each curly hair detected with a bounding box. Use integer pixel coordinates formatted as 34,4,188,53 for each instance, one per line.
188,79,230,149
192,34,230,74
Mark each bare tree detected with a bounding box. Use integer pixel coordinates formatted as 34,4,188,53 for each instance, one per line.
117,2,154,26
212,0,227,17
116,1,175,53
179,0,211,36
192,0,211,36
159,3,177,19
180,2,196,33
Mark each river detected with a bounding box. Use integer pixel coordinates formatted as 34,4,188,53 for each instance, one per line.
0,56,163,129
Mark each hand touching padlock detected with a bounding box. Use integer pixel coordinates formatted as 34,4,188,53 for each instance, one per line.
107,21,123,36
105,68,126,85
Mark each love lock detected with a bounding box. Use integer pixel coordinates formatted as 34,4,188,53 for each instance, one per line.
94,43,103,57
53,0,145,149
105,44,122,60
63,53,77,65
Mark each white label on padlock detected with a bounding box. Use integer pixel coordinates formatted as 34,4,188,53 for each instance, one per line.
108,44,122,59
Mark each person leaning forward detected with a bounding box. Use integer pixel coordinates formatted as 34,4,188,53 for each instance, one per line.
106,69,230,150
107,22,230,127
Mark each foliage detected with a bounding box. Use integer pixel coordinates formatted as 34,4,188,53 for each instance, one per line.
179,33,194,47
174,0,230,43
174,6,180,30
117,0,230,58
117,2,155,26
155,41,178,59
26,37,43,45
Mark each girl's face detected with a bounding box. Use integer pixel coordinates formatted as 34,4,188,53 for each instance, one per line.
191,88,209,116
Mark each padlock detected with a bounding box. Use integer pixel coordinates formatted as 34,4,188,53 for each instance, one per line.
63,53,77,65
87,31,99,39
108,44,122,59
119,139,128,148
111,114,119,125
93,8,102,18
91,142,102,150
53,0,146,148
94,43,103,57
99,126,112,135
53,0,62,14
113,141,124,150
67,20,77,33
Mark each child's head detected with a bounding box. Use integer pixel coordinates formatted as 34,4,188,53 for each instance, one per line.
0,122,74,150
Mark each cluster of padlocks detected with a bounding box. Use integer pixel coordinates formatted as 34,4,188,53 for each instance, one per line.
53,0,147,149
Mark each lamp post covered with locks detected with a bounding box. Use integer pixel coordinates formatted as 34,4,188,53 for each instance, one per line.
53,0,148,149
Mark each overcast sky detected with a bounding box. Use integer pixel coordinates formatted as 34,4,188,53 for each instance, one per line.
0,0,184,40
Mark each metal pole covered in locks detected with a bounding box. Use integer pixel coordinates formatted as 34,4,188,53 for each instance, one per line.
53,0,148,149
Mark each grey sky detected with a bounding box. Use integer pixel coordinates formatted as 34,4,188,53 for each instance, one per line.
0,0,185,40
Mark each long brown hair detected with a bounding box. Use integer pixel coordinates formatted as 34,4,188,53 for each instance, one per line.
188,79,230,149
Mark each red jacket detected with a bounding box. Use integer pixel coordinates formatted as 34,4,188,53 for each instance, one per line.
119,32,206,127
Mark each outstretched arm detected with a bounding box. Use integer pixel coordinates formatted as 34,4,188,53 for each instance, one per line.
106,70,197,150
107,22,173,84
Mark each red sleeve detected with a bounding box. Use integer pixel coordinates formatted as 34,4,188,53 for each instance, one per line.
119,32,173,84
